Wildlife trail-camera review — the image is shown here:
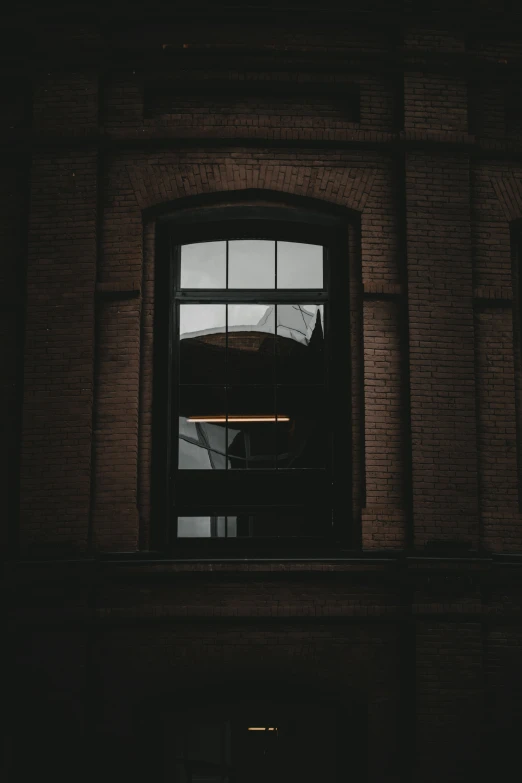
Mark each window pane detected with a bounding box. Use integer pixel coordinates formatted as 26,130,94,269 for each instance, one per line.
177,516,212,537
180,241,226,288
179,304,226,384
227,304,275,385
227,386,275,470
277,241,323,289
179,386,227,470
176,514,319,538
276,304,324,385
276,386,326,468
177,516,236,538
234,513,320,537
178,438,213,469
228,240,275,289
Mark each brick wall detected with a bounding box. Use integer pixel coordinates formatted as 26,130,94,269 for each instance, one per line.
5,4,522,782
12,28,521,556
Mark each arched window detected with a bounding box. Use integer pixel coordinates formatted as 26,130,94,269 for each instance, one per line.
152,196,352,552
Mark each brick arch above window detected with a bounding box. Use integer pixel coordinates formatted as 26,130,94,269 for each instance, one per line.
126,162,377,213
100,158,380,290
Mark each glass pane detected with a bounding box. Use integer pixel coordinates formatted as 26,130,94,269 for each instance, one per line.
233,513,319,537
177,516,235,538
228,240,275,289
178,437,213,470
227,304,275,385
179,304,226,384
179,386,227,469
225,517,237,537
177,516,212,537
227,386,275,470
276,386,326,468
180,241,226,288
276,304,324,384
277,241,323,289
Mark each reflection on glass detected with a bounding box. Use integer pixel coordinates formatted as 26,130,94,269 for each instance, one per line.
177,516,212,537
179,304,226,384
177,516,236,538
276,304,324,385
276,386,325,469
179,386,227,469
178,438,213,469
176,514,317,537
277,241,323,289
227,386,275,470
228,304,275,385
180,241,226,288
228,240,275,289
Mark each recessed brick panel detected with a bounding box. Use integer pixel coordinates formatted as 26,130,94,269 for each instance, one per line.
92,297,141,551
475,306,521,551
33,72,98,134
363,297,405,530
405,152,478,546
20,151,97,552
0,155,25,554
404,73,468,133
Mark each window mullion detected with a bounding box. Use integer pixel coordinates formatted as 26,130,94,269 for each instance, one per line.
175,292,327,304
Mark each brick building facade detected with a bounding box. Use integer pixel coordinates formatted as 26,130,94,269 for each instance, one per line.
3,2,522,781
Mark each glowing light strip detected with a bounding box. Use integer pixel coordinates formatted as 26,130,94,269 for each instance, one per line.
187,415,290,423
247,728,278,731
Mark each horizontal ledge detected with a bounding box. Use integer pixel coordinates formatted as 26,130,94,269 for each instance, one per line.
15,43,522,74
1,132,521,158
145,80,360,98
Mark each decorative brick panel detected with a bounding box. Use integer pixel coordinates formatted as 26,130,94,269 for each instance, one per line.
20,151,97,552
362,298,405,531
404,73,468,133
92,297,141,551
32,72,98,134
475,306,521,551
0,155,25,554
405,152,478,546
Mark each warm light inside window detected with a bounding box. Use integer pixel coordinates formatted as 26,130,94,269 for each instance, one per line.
187,415,290,423
247,727,278,731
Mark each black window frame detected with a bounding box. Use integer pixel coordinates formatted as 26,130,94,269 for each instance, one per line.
511,219,522,512
151,196,352,555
